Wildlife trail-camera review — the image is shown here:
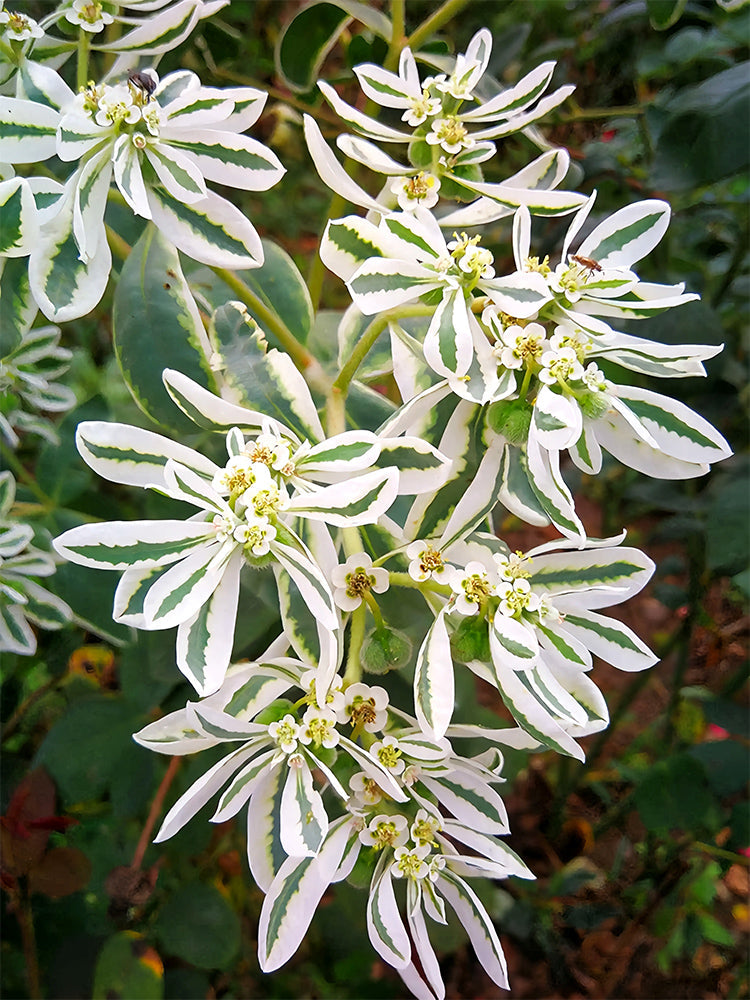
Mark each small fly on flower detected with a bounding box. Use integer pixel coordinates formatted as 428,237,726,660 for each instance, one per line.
570,254,603,274
128,70,157,99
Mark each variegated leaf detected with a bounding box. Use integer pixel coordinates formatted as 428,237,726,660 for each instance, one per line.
437,870,509,989
258,816,353,971
367,852,411,969
279,756,327,857
53,520,214,570
414,609,454,740
75,420,218,490
552,608,658,672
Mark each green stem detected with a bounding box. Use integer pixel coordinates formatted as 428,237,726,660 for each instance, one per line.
344,602,366,685
105,223,131,262
307,191,348,311
364,591,385,629
407,0,471,51
16,890,41,999
388,571,451,597
559,105,644,122
385,0,406,71
333,304,433,395
0,445,49,505
693,841,750,866
210,266,316,375
76,29,91,91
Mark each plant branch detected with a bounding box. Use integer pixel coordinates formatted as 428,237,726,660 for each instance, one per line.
343,602,366,686
76,28,90,91
385,0,406,71
131,756,181,870
407,0,471,52
333,304,433,395
210,266,315,374
105,223,131,262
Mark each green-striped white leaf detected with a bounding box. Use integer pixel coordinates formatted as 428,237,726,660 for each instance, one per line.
154,743,259,843
287,468,398,526
489,660,584,760
530,545,655,607
497,441,551,527
613,385,732,466
207,301,322,442
437,436,505,550
554,609,658,672
320,215,391,282
0,96,59,163
0,602,36,654
53,519,214,570
21,580,72,630
490,614,539,670
303,115,384,213
141,539,232,629
147,185,263,269
319,80,410,143
374,437,452,495
97,0,213,54
526,431,585,541
280,757,327,856
463,61,556,122
176,549,243,695
258,816,353,971
29,175,112,323
247,766,286,891
0,177,37,257
441,821,533,879
212,747,278,822
133,706,223,755
271,537,337,631
414,609,454,740
349,258,440,314
0,257,36,353
437,870,509,989
419,768,508,834
297,430,380,473
423,288,472,378
533,385,582,452
162,130,284,192
144,142,207,204
113,134,150,218
367,852,411,969
578,199,670,269
75,420,219,490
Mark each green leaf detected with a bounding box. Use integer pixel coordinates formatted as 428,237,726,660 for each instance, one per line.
650,62,750,189
647,0,688,30
688,740,748,797
634,753,717,833
275,2,391,93
37,695,149,805
93,932,164,1000
0,257,35,355
113,224,214,434
208,301,322,442
155,881,240,969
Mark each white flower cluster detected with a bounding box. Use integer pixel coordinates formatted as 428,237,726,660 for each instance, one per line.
0,11,733,1000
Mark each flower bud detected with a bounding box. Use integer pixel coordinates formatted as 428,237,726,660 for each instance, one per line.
486,398,532,444
361,627,412,675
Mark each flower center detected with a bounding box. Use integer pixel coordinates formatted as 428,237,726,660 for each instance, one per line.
372,820,402,849
348,695,377,729
375,743,403,771
344,568,376,601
